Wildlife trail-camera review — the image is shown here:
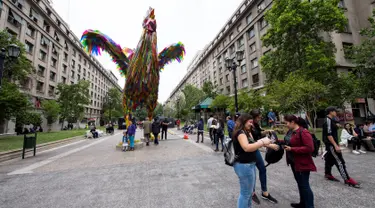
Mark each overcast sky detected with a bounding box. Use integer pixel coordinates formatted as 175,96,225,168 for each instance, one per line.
52,0,243,103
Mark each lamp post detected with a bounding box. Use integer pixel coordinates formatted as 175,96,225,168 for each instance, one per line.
0,44,21,89
225,50,245,113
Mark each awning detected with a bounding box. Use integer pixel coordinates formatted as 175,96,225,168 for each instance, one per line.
192,97,213,110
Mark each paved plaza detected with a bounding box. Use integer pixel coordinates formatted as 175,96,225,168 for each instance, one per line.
0,129,374,208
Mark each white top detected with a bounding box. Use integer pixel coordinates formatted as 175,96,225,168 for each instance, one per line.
340,129,352,146
207,117,214,128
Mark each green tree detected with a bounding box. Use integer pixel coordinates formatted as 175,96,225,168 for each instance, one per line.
57,81,90,129
0,30,34,82
202,81,217,99
352,9,375,98
227,89,266,113
211,94,231,109
134,107,148,121
268,74,328,132
41,100,60,131
153,103,163,118
102,88,122,123
261,0,346,84
182,84,205,112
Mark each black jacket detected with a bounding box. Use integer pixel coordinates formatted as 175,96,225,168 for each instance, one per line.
152,121,161,134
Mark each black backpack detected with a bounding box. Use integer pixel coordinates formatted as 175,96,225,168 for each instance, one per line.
299,129,320,157
265,132,284,167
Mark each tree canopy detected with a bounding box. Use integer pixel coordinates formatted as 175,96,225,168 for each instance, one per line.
202,81,217,99
102,88,122,123
42,100,60,131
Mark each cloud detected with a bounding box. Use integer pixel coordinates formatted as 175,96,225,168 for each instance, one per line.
52,0,243,103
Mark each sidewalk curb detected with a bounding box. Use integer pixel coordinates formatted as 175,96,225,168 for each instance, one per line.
0,135,86,163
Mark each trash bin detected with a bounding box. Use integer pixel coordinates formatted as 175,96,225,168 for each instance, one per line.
22,133,37,159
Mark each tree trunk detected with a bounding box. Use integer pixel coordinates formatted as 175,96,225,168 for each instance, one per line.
61,119,64,130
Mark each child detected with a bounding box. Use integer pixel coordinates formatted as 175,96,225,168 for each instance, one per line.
122,130,129,151
127,120,137,151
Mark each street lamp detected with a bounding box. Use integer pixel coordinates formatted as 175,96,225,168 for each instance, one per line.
0,44,21,89
225,50,245,113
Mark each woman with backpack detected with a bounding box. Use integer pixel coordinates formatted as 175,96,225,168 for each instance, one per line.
281,115,316,208
232,114,271,208
215,119,225,152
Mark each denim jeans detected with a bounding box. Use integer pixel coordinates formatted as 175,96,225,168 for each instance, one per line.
153,133,159,144
129,135,135,148
255,150,267,193
234,162,256,208
291,164,314,208
215,134,224,150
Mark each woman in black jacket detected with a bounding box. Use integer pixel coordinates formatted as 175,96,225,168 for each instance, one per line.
152,118,161,145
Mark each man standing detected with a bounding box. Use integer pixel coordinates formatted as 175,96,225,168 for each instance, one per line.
323,106,360,188
176,119,181,130
207,115,214,143
267,109,277,128
143,117,151,146
196,118,204,143
226,116,235,139
161,118,169,140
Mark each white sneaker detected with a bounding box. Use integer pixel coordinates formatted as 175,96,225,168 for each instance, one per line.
359,150,367,154
352,150,360,155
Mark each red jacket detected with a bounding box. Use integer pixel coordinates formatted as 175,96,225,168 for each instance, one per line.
289,128,317,172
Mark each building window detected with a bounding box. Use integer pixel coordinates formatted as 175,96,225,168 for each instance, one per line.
29,8,39,23
73,49,76,57
250,43,256,53
41,36,49,48
46,8,52,16
229,44,235,55
84,59,87,66
252,74,260,86
49,71,56,81
220,78,223,85
39,50,47,61
37,65,45,77
20,78,31,90
77,74,81,81
343,20,351,33
64,41,69,50
78,64,81,71
36,81,44,92
71,70,75,78
71,59,75,68
25,41,34,54
242,78,248,88
26,25,36,38
54,31,60,42
338,0,345,8
342,42,353,59
52,44,58,55
48,85,55,96
251,58,259,68
257,1,266,11
229,33,234,41
246,14,253,24
226,86,231,94
260,18,268,29
213,61,216,68
237,37,244,49
237,24,242,32
11,0,23,9
79,55,82,62
241,65,247,74
63,52,68,61
7,10,22,28
62,64,67,73
51,58,57,67
43,20,50,33
226,74,229,82
62,76,66,84
247,27,255,39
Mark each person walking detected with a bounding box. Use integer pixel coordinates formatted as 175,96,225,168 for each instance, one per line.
143,117,152,146
249,109,279,205
152,118,161,145
323,106,360,188
267,109,277,128
211,119,218,146
232,113,271,208
207,115,214,143
161,118,169,140
196,118,204,143
282,115,316,208
227,116,235,139
215,119,225,152
127,120,137,151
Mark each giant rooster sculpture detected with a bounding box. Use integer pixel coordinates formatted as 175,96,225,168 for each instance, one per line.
81,8,185,125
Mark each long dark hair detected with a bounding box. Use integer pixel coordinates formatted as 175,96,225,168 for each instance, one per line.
233,113,252,140
284,115,308,129
219,119,224,129
250,109,261,119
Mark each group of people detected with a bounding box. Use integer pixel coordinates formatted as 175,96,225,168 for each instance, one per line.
142,117,169,146
231,106,361,208
340,121,375,154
